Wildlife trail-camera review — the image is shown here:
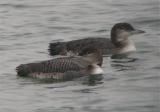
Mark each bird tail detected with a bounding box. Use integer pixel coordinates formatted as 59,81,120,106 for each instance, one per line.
48,42,67,56
16,64,30,76
16,63,43,77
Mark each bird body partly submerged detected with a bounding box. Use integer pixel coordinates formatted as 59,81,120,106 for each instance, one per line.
49,37,114,56
16,49,103,81
49,23,145,56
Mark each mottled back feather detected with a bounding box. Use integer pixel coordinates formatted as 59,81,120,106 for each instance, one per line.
49,38,114,56
16,57,91,77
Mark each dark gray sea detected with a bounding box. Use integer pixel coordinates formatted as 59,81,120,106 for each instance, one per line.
0,0,159,112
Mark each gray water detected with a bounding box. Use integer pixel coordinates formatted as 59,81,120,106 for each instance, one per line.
0,0,160,112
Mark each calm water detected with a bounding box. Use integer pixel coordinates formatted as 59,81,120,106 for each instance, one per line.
0,0,160,112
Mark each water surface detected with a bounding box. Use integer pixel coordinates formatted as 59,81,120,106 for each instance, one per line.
0,0,160,112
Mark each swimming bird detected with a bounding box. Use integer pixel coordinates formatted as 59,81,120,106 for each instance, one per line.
49,23,145,56
16,48,103,81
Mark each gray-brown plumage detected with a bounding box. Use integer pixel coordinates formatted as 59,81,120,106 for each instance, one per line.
49,37,113,56
49,23,145,56
16,48,103,81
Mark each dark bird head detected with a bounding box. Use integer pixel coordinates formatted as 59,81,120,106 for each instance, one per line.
80,47,104,75
79,46,103,66
111,23,145,47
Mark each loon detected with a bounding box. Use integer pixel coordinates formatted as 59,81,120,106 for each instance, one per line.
49,23,145,56
16,48,103,81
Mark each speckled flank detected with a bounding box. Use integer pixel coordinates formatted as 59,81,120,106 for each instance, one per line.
28,71,86,81
16,53,102,80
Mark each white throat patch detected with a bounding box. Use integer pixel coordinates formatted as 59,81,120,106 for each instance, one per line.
119,40,136,54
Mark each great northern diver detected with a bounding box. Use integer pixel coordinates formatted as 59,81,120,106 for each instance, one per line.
49,23,145,56
16,48,103,81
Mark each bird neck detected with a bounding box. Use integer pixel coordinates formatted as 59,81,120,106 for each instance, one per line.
87,64,103,75
82,51,103,66
113,38,136,54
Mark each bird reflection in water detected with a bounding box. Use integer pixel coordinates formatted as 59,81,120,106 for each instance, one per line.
111,53,139,71
82,74,103,86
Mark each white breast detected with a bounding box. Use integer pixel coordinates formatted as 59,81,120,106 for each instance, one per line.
90,64,103,75
120,40,136,53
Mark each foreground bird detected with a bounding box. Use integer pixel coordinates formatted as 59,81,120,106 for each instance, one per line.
49,23,145,56
16,48,103,81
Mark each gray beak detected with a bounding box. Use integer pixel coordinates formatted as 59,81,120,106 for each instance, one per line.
130,29,145,35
